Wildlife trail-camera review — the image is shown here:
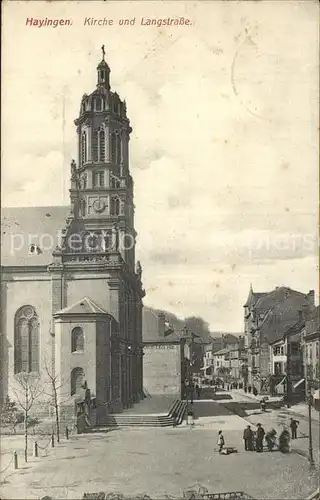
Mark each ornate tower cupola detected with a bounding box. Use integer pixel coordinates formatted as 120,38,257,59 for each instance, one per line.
55,46,136,272
97,45,110,90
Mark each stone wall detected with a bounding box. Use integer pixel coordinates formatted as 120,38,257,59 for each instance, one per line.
143,343,182,396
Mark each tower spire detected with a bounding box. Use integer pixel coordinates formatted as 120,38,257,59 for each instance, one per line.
97,45,110,89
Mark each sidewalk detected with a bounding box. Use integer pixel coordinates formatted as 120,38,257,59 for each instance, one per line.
221,390,320,466
231,390,319,422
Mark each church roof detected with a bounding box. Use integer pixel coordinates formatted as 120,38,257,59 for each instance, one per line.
1,206,69,267
54,297,111,316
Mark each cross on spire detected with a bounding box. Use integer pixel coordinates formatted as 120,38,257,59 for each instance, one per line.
101,45,106,61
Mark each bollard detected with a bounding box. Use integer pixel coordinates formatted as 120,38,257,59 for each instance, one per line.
65,425,69,440
33,441,38,457
51,433,55,448
13,450,18,470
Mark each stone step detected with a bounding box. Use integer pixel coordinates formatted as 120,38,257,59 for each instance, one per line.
101,399,187,428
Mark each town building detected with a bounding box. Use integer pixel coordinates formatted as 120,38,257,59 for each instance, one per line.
243,285,315,394
201,343,214,380
301,306,320,408
212,348,230,379
142,309,186,397
228,336,246,380
269,319,304,398
211,335,245,382
0,50,145,423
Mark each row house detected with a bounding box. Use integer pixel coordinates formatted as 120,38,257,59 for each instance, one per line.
301,306,320,408
202,343,214,380
244,285,315,394
202,334,245,381
269,319,304,397
212,348,230,378
211,336,246,381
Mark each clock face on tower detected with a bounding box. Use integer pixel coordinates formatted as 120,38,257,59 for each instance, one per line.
92,199,106,213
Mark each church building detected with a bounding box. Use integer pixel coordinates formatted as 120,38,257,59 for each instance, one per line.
1,49,145,424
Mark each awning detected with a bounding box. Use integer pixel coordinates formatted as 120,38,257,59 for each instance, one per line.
293,378,305,389
275,376,287,390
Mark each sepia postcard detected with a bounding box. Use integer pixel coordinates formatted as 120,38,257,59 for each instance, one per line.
1,1,319,499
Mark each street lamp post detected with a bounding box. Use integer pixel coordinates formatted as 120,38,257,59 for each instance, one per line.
307,385,315,467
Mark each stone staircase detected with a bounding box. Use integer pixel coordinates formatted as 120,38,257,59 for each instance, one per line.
98,399,187,429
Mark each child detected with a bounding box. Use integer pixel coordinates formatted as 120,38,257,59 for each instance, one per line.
217,430,225,453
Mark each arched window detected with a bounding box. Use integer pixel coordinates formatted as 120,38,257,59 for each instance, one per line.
111,132,117,163
111,132,121,165
14,306,39,374
82,174,87,189
110,197,120,216
71,367,85,396
98,129,105,162
80,199,86,216
81,131,87,165
84,231,101,252
116,134,121,165
95,98,102,111
93,129,105,163
71,327,84,352
110,174,120,189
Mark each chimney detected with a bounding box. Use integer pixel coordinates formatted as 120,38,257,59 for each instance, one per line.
307,290,315,306
298,309,303,321
158,313,165,337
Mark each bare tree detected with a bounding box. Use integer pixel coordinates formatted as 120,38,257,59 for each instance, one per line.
12,373,42,462
44,360,62,443
43,358,72,443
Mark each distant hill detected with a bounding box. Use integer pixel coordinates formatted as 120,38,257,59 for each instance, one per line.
143,306,227,344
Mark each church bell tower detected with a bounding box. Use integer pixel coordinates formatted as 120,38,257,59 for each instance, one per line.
50,47,145,415
63,45,136,269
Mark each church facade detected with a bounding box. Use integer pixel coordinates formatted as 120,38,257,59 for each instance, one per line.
1,51,145,423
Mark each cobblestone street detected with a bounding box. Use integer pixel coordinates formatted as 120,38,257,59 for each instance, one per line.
1,398,318,500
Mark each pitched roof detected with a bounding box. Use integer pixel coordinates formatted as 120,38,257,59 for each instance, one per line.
1,206,69,267
54,297,111,316
213,348,229,356
254,287,307,314
305,305,320,337
260,293,313,344
143,307,182,343
243,285,268,307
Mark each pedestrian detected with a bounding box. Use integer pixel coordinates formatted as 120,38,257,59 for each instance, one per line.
195,384,201,399
217,430,225,453
243,425,253,451
256,423,265,452
279,428,291,453
289,418,299,439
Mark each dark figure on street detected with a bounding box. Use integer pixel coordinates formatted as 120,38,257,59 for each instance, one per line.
243,425,254,451
256,423,265,452
260,396,268,412
265,429,277,451
188,381,194,404
289,418,299,439
195,384,201,399
217,430,225,453
279,429,291,453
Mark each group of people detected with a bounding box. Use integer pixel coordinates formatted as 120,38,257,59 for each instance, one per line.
242,418,299,453
184,380,202,401
243,424,265,452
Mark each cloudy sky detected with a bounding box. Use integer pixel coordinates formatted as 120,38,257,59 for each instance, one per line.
2,1,319,331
